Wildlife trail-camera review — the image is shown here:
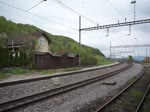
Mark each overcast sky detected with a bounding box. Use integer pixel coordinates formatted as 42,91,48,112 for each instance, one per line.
0,0,150,58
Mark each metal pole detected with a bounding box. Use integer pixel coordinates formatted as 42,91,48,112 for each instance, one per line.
135,38,137,60
79,16,81,67
134,51,135,61
131,0,136,21
146,48,147,57
134,3,136,21
110,41,111,59
128,25,131,35
138,51,139,61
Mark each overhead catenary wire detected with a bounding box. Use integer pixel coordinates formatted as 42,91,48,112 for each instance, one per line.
105,0,133,23
110,34,137,58
26,0,47,12
0,1,78,33
8,16,108,54
0,1,105,51
105,0,125,19
54,0,102,25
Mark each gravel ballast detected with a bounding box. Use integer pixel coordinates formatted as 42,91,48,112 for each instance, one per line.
12,63,143,112
0,63,126,104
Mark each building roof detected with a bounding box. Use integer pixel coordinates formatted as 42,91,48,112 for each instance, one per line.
35,52,78,58
67,54,79,57
7,32,51,46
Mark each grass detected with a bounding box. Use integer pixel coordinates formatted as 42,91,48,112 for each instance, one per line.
95,55,115,65
3,68,33,75
40,70,55,74
98,61,114,65
125,90,143,111
0,68,34,79
61,67,81,72
38,67,81,75
0,72,9,79
128,76,137,84
130,90,143,99
142,95,150,112
0,57,115,80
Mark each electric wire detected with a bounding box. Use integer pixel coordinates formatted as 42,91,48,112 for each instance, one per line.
110,34,138,58
26,0,44,12
105,0,125,19
1,1,145,57
54,0,101,25
0,1,78,33
105,0,133,21
0,1,105,52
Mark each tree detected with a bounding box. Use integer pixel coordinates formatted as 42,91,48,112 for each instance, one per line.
5,48,10,67
14,52,19,66
3,47,7,67
0,16,105,68
128,55,133,62
0,46,2,68
10,52,14,66
19,50,23,66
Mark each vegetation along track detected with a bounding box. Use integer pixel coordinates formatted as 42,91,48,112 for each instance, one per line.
0,63,132,112
95,64,150,112
135,83,150,112
0,63,122,88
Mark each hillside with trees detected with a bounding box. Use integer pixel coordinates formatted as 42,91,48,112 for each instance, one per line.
0,16,105,68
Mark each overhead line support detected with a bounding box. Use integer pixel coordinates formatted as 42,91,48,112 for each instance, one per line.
111,44,150,48
80,19,150,31
79,16,81,67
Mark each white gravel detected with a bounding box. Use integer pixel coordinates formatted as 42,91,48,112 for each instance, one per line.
0,63,126,104
14,63,143,112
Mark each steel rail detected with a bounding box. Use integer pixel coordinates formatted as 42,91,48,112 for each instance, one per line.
95,67,145,112
0,63,122,88
0,63,132,112
135,83,150,112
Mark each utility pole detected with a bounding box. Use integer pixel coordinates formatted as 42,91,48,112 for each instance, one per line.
138,51,139,61
128,25,131,35
79,16,81,67
135,38,137,60
131,0,136,21
146,48,147,57
110,41,111,59
134,51,135,61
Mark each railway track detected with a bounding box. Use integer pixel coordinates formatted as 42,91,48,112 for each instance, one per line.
0,63,121,88
135,82,150,112
95,65,147,112
0,63,132,112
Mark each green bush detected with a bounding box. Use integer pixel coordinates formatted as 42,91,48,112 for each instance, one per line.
4,68,32,74
0,47,2,68
14,52,19,67
81,54,98,66
10,52,14,66
128,55,133,62
0,47,10,68
0,72,9,79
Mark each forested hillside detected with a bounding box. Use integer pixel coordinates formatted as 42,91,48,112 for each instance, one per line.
0,16,105,66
